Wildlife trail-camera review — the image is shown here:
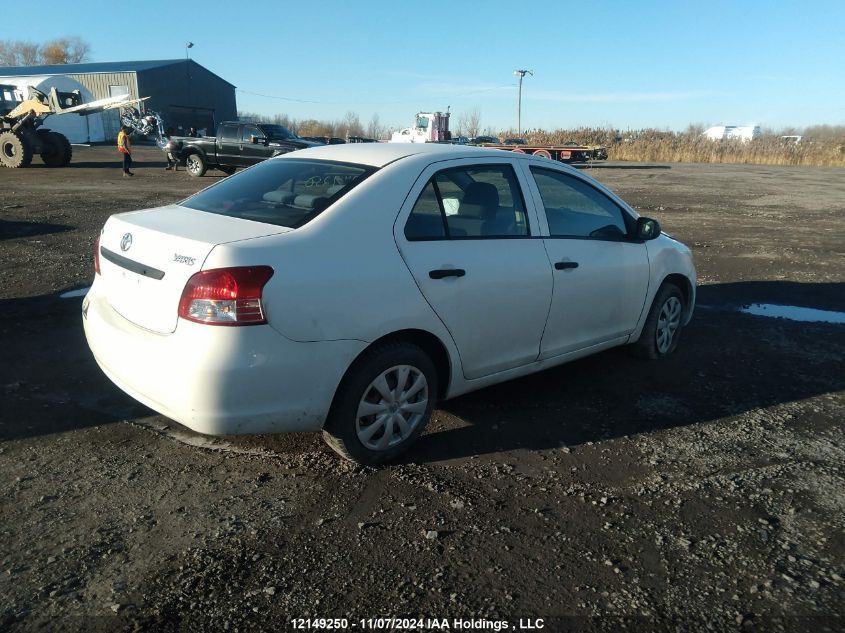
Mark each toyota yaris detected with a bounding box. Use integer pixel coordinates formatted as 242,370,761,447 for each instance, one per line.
83,143,695,464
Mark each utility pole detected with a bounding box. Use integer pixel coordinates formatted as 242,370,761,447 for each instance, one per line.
185,42,194,129
513,69,533,137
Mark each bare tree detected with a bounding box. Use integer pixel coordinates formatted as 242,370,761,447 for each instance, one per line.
0,36,90,66
457,106,481,138
0,40,40,66
366,113,385,140
341,111,363,138
18,42,41,65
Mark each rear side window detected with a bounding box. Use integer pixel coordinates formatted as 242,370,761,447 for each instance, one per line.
404,181,446,239
404,164,528,240
531,168,628,239
181,159,376,228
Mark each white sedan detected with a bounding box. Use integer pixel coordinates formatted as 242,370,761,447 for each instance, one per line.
83,143,695,464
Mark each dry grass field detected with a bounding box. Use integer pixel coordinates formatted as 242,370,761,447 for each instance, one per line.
519,128,845,167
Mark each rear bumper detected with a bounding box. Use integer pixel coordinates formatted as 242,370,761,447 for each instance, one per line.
82,281,366,435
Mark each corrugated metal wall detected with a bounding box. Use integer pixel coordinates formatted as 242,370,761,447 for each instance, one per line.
137,62,237,136
66,72,139,140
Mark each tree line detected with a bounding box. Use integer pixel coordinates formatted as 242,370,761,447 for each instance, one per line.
0,37,90,66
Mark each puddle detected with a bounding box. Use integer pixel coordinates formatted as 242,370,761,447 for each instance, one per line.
59,287,90,299
740,303,845,324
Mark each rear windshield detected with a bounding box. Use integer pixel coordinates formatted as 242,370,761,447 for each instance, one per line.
181,158,376,228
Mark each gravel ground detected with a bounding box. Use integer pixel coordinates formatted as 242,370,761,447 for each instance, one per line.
1,147,844,632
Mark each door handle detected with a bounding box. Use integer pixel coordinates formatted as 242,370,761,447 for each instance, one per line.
429,268,466,279
554,261,579,270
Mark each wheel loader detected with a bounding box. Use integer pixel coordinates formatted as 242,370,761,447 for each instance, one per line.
0,83,148,169
0,84,78,168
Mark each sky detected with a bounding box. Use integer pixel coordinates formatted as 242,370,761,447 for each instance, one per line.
4,0,844,133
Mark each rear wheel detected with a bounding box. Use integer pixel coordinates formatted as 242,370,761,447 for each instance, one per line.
218,165,236,175
323,341,437,465
0,130,32,168
185,152,207,177
631,283,685,359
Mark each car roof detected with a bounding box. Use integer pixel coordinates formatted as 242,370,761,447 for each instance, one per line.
279,142,514,168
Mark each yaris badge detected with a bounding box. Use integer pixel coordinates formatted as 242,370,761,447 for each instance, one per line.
120,233,133,251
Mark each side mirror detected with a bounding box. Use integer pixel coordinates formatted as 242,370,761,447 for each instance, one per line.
635,217,661,240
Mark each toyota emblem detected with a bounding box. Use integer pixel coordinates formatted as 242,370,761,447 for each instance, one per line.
120,233,133,252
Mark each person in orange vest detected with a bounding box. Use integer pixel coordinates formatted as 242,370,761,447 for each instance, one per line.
117,126,134,177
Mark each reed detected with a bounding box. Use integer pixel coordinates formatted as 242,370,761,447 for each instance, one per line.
507,127,845,167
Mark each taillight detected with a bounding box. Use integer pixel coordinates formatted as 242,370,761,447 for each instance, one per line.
178,266,274,326
94,235,101,275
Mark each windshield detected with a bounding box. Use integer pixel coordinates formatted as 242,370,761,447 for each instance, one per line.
260,124,296,140
181,158,376,228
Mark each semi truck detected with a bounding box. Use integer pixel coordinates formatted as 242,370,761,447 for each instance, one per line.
389,109,607,162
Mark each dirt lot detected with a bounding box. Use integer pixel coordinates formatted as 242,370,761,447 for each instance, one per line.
1,147,844,632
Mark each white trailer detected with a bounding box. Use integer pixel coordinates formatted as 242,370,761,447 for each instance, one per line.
703,125,761,142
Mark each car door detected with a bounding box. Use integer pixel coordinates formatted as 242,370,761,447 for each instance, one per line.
217,123,243,166
240,124,268,166
522,165,650,359
395,159,553,380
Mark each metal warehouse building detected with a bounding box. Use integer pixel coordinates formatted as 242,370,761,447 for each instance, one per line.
0,59,237,141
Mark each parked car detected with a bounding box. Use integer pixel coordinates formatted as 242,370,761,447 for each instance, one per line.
503,138,527,145
83,144,695,464
471,135,501,145
167,122,320,177
300,136,347,145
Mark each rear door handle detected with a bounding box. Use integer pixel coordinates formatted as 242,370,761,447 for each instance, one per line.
554,261,579,270
429,268,466,279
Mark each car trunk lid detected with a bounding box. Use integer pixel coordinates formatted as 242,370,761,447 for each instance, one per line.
98,205,290,334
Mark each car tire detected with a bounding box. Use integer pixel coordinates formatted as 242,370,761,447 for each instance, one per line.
185,153,206,177
323,341,437,465
631,282,685,359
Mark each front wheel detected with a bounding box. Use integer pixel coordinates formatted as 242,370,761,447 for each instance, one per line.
323,341,437,465
185,153,206,177
0,130,32,168
631,283,685,359
39,131,71,167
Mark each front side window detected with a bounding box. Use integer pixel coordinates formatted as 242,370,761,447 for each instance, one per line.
404,164,528,240
531,168,629,239
220,124,239,142
181,159,376,229
241,125,265,142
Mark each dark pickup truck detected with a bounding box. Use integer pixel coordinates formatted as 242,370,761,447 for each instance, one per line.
166,122,320,177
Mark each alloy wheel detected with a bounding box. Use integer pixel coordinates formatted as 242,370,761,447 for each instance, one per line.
186,156,201,175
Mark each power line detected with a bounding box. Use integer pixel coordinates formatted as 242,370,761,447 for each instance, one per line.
236,83,515,107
